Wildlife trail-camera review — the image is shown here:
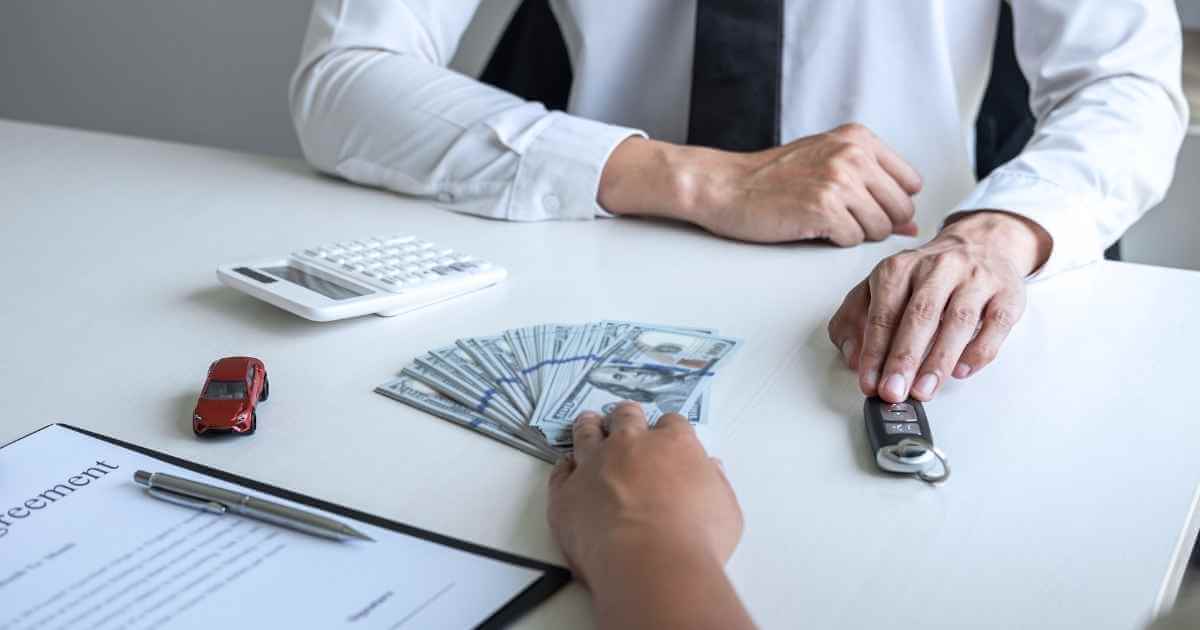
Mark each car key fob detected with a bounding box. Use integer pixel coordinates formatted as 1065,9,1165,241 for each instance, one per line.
864,397,949,483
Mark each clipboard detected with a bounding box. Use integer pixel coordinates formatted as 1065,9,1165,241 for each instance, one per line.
1,423,572,629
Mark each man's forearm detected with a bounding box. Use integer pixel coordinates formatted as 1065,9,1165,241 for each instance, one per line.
589,538,756,630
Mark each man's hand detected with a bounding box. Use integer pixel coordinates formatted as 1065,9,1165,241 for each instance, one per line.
548,403,752,630
827,211,1052,403
599,123,922,246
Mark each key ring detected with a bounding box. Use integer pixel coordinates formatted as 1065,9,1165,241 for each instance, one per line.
886,438,951,484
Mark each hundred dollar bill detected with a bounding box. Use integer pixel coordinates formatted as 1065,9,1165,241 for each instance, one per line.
456,336,534,418
401,359,527,434
376,376,558,463
537,327,738,445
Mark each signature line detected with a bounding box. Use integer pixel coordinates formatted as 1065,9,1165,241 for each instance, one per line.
388,581,456,629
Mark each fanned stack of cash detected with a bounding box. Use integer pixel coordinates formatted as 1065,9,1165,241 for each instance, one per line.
375,321,740,463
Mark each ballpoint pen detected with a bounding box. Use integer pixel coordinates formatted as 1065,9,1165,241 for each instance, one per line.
134,470,373,542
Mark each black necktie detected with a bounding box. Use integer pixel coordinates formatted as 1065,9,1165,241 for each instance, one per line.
687,0,785,152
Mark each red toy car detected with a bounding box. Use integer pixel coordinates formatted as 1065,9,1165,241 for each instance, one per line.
193,356,268,436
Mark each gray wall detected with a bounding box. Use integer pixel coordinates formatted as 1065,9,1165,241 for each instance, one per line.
0,0,519,158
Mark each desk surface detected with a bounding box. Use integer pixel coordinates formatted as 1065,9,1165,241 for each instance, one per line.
2,119,1199,629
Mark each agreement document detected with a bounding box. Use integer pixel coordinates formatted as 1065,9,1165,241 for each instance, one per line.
0,425,567,629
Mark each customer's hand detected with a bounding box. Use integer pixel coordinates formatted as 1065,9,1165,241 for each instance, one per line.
547,403,753,630
599,124,922,246
548,403,742,582
827,211,1052,402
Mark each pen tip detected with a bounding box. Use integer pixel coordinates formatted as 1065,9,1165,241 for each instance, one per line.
343,526,374,542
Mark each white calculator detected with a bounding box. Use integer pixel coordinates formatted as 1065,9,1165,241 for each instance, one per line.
216,235,507,322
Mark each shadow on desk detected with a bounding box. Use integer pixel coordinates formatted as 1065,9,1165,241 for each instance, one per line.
183,285,341,337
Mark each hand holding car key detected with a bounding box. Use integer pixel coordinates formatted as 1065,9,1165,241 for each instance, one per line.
864,397,950,483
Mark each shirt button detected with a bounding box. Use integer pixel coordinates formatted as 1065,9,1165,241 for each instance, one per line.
542,194,561,213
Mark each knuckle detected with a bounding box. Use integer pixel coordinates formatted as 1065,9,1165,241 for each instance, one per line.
890,351,922,371
907,298,941,323
932,250,967,268
826,316,845,340
864,225,889,242
835,122,872,141
876,253,912,277
837,227,866,247
833,142,870,165
574,425,601,441
866,306,902,331
947,305,979,327
969,345,998,365
859,345,888,363
609,425,640,441
926,348,956,368
987,307,1018,330
814,185,841,210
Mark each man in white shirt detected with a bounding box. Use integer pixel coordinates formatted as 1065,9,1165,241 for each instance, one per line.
290,1,1187,404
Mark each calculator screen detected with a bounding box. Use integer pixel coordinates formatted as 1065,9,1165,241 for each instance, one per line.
262,266,369,301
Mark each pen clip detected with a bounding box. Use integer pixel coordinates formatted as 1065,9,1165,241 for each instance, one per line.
146,486,228,514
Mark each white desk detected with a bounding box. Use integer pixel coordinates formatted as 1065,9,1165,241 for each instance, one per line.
2,119,1198,629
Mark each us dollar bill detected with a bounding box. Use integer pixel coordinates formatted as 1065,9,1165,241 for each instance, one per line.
537,327,739,445
376,376,558,463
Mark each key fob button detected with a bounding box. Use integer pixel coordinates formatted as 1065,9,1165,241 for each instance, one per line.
883,422,922,436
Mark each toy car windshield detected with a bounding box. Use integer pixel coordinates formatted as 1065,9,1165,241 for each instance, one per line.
203,381,247,400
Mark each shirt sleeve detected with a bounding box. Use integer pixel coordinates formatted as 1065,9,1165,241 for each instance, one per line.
289,0,645,221
951,0,1189,279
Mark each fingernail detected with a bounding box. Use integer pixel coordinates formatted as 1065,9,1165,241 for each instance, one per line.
913,373,938,398
576,411,600,422
953,362,972,379
840,339,857,364
882,374,906,401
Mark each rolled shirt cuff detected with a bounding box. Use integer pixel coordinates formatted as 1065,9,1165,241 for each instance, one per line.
506,111,645,221
949,171,1110,281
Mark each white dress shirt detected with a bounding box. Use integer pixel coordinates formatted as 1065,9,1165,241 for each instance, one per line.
291,1,1187,278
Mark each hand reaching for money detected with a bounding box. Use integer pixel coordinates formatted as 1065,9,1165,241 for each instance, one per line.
547,404,753,630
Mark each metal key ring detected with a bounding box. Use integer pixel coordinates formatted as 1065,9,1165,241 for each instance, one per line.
894,438,951,484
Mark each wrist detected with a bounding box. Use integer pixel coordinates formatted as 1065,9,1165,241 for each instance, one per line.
598,137,752,226
583,528,723,594
941,210,1052,277
586,534,731,621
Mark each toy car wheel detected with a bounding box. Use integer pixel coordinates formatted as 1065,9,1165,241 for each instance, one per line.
260,376,270,402
246,411,257,435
